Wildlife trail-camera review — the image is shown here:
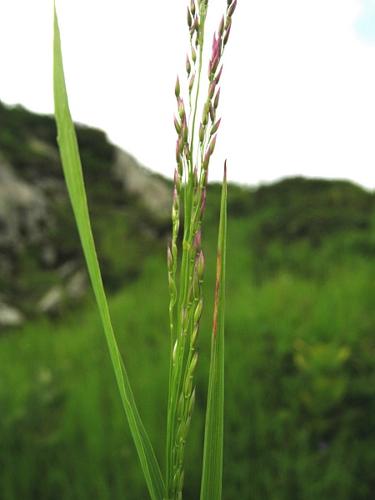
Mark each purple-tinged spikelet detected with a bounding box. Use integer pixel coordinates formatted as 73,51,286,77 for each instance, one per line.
208,135,217,156
210,118,221,135
175,76,180,98
193,229,202,250
215,65,223,84
196,250,205,279
214,88,221,109
186,55,192,75
187,7,193,28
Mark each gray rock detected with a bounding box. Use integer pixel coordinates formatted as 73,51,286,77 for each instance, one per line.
41,245,57,268
28,137,59,164
0,302,24,328
58,261,78,279
37,270,88,316
113,148,171,220
37,286,64,315
66,270,87,300
0,159,49,252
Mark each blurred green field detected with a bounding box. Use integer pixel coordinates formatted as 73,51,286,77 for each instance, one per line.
1,178,375,499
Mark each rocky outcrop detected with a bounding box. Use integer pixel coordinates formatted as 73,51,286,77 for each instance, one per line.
0,301,24,329
0,159,50,252
37,270,88,315
37,286,64,315
0,102,172,329
114,149,171,221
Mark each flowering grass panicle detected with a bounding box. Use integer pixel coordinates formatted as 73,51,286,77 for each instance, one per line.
166,1,237,498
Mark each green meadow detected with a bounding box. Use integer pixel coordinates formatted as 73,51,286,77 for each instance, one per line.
1,159,374,498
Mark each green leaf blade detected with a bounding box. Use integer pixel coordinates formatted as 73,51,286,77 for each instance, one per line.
200,163,227,500
53,6,164,499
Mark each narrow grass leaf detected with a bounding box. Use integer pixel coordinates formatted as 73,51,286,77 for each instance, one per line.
200,162,227,500
53,6,164,499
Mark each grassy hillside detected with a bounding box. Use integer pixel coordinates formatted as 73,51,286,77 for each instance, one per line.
1,182,375,499
0,102,374,499
0,101,171,316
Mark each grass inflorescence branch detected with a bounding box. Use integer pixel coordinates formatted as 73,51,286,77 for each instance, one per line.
166,1,237,498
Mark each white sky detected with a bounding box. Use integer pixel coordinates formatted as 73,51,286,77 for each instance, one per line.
0,0,375,189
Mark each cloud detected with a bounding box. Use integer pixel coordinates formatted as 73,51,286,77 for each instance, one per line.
0,1,374,188
356,0,375,44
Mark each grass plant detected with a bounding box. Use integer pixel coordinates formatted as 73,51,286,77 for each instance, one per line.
53,1,237,498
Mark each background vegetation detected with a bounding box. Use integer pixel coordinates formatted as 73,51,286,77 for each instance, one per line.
0,102,374,499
